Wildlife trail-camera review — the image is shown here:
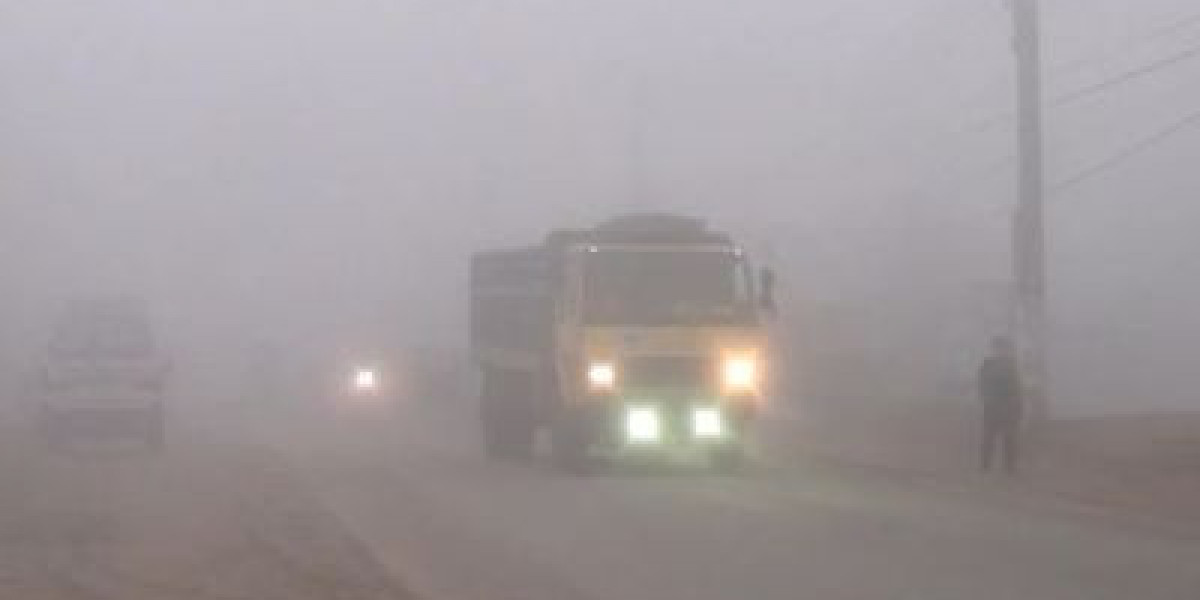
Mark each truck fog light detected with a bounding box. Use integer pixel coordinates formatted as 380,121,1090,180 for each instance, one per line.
692,407,724,438
625,406,660,443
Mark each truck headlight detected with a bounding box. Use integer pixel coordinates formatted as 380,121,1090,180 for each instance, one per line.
625,406,660,443
587,361,616,391
722,356,758,391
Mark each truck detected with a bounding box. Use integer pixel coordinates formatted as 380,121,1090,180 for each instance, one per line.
38,297,169,449
470,214,768,471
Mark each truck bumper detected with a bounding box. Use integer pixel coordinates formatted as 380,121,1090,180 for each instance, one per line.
595,399,752,453
41,402,163,435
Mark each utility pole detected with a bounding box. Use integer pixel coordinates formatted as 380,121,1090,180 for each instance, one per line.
1010,0,1049,422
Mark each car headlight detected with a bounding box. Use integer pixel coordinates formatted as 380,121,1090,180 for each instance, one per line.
722,355,759,392
353,367,378,392
587,361,616,391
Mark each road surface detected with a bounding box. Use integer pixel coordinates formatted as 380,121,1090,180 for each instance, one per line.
270,399,1200,600
0,403,408,600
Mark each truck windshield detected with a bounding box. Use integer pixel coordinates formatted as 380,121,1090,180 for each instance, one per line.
582,247,755,326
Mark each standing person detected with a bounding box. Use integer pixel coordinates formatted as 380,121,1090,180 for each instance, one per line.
978,336,1025,474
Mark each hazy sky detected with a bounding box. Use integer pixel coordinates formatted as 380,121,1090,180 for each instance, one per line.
2,0,1198,410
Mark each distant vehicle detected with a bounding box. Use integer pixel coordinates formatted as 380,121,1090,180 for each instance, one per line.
326,343,391,405
470,213,769,472
347,363,383,399
37,297,169,449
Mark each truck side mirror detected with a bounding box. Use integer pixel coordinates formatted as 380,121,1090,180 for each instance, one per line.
759,267,777,317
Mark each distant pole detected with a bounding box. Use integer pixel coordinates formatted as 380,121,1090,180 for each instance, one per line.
1010,0,1049,421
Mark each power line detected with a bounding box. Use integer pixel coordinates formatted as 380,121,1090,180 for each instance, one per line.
927,108,1200,212
965,40,1200,133
1053,43,1200,107
1051,107,1200,197
1051,10,1200,76
1147,12,1200,38
962,9,1200,120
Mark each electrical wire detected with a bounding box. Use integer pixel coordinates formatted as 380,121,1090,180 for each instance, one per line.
1052,43,1200,107
961,7,1200,135
1050,10,1200,76
1051,107,1200,197
965,40,1200,134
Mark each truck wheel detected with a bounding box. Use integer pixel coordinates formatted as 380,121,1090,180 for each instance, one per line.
709,443,747,474
505,396,536,461
41,408,65,451
480,368,507,458
480,369,535,461
146,405,166,452
551,408,595,474
481,397,506,458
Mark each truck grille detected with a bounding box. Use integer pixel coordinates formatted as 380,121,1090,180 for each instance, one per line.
621,356,713,391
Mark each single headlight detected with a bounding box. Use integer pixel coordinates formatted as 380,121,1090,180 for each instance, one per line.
353,367,378,392
723,356,758,391
587,362,616,391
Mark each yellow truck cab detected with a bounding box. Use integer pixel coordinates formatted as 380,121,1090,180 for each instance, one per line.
471,214,766,472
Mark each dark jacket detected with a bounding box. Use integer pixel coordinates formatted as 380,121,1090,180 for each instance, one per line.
978,355,1023,423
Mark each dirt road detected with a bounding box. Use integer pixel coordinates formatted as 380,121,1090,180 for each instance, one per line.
269,399,1200,600
0,406,409,600
8,390,1195,600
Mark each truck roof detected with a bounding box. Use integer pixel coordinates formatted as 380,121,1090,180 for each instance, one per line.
546,213,731,248
471,213,734,267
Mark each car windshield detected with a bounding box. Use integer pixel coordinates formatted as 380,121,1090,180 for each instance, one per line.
50,316,156,358
582,248,755,326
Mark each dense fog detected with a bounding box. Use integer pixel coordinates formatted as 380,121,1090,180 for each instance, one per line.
3,0,1198,413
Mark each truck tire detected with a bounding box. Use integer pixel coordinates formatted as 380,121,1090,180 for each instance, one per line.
40,408,65,451
145,404,166,452
481,398,507,459
709,415,750,473
709,442,747,474
480,369,535,461
551,407,595,474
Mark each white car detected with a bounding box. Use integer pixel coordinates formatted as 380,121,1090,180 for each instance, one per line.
38,299,169,449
